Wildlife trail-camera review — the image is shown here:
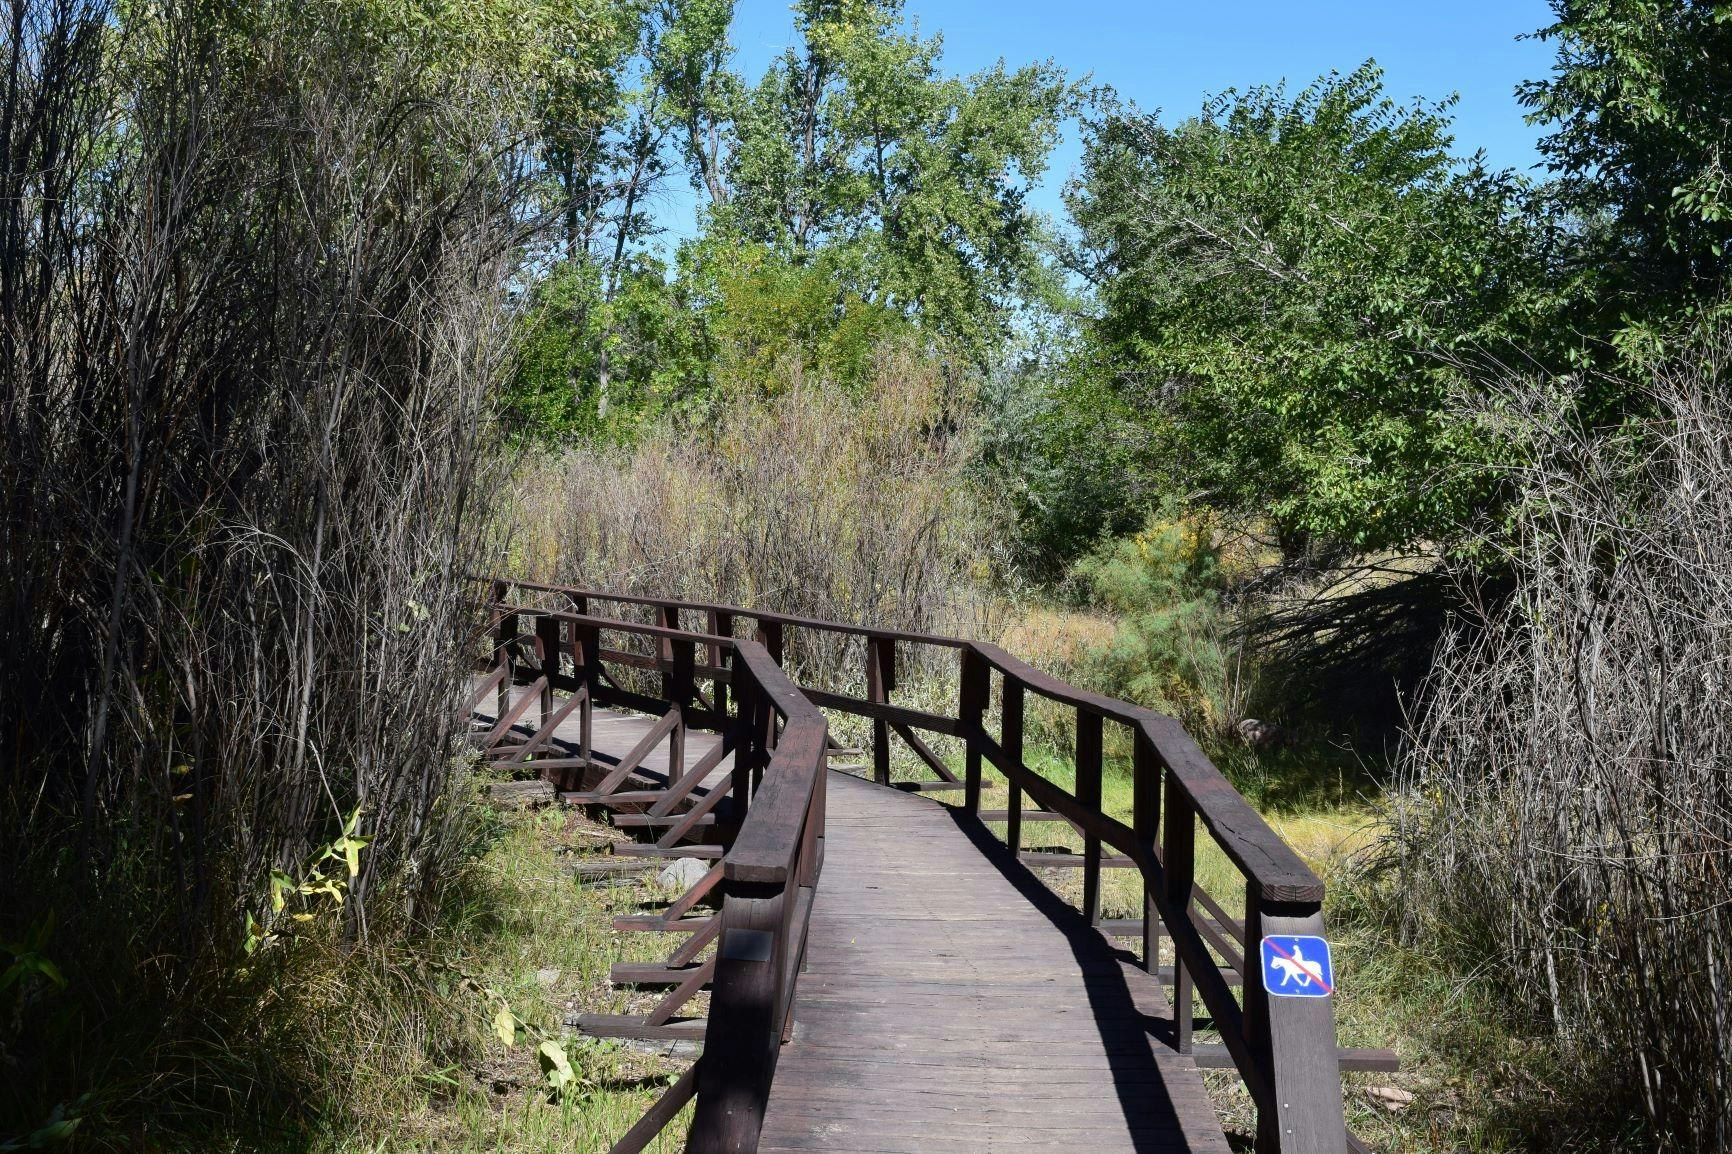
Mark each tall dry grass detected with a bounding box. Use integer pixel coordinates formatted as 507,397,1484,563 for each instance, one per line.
1383,333,1732,1151
0,0,539,1141
506,349,1004,686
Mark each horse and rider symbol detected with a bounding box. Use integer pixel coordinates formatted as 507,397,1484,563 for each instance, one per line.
1258,935,1334,998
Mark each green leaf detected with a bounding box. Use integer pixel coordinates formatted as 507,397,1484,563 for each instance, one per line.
269,870,294,913
493,1007,517,1046
29,1117,79,1145
538,1038,576,1090
30,957,66,989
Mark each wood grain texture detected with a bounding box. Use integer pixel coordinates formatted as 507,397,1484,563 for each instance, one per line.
756,771,1231,1154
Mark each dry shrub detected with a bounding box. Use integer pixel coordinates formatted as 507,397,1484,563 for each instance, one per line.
509,349,1002,687
0,0,534,1139
1387,333,1732,1151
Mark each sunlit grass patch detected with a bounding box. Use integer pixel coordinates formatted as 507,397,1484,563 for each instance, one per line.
309,803,696,1154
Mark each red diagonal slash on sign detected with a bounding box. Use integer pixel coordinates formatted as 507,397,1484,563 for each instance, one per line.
1264,937,1333,994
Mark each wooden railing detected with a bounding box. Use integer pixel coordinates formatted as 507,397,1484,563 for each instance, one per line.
475,588,828,1151
484,578,1386,1154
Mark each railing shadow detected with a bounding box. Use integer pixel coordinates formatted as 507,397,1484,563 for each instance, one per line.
935,797,1222,1153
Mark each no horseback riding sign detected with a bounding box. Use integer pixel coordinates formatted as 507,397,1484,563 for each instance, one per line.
1259,935,1334,998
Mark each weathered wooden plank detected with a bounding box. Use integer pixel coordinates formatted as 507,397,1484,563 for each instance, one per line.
612,914,714,933
571,1014,706,1040
756,771,1232,1154
611,842,723,860
611,811,716,828
800,687,961,736
611,961,712,987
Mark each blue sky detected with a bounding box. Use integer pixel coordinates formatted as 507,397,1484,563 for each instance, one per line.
651,0,1560,243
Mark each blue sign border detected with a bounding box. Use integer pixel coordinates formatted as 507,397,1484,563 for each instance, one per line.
1259,934,1333,998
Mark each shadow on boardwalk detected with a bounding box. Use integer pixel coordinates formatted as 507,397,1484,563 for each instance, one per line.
754,770,1230,1154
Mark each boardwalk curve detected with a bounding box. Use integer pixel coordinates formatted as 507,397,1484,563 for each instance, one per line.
469,579,1390,1154
759,770,1229,1153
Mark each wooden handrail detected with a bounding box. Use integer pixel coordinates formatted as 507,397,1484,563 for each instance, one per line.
485,577,1359,1154
972,641,1324,902
488,579,1323,900
487,575,971,648
480,598,827,1152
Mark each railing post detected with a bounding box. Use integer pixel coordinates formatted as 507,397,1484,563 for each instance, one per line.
669,637,694,785
574,617,599,766
494,591,517,722
710,609,732,719
1002,678,1025,855
757,619,784,667
688,886,786,1153
1244,889,1348,1153
1162,774,1196,1052
1133,727,1163,976
866,636,895,786
1076,708,1103,925
806,750,826,889
534,613,560,728
655,602,678,702
960,648,989,815
1244,879,1276,1152
730,660,757,832
752,634,780,794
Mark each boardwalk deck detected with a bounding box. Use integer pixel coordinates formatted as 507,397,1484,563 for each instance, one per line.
478,686,1232,1154
757,770,1229,1154
477,585,1365,1154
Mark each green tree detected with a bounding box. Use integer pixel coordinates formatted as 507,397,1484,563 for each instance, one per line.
1519,0,1732,357
1056,64,1565,557
510,0,709,438
683,235,910,397
673,0,1073,359
508,0,1071,440
510,254,709,438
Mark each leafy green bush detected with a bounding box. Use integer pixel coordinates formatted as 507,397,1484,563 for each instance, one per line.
1068,510,1254,738
1062,62,1567,558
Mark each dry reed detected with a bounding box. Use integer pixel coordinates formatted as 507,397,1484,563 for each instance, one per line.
505,351,1003,688
1,0,538,1137
1385,335,1732,1151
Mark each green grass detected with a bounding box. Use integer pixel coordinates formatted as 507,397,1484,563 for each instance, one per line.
303,803,698,1154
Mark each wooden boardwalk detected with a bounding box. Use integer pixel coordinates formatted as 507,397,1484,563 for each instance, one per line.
473,587,1367,1154
758,771,1229,1154
480,688,1231,1154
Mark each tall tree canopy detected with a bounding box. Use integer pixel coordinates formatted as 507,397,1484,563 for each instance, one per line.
1038,64,1565,559
687,0,1070,354
1519,0,1732,355
506,0,1072,438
